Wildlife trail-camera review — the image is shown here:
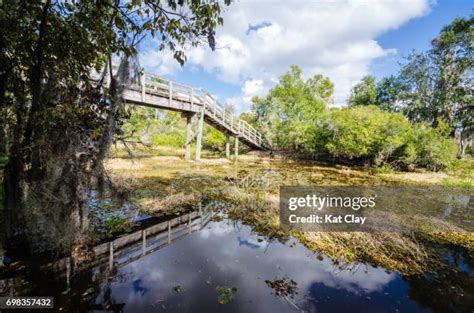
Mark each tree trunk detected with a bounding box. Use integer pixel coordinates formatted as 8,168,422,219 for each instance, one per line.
3,58,130,260
3,129,92,258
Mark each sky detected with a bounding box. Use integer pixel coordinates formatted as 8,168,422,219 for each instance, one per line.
139,0,472,113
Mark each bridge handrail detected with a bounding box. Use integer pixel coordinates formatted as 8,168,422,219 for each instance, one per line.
141,71,263,146
106,65,263,147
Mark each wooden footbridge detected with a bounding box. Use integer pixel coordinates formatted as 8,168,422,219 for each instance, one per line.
106,65,265,160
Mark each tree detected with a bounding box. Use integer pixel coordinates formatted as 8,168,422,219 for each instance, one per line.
251,65,332,150
397,14,473,155
433,14,474,156
398,52,437,123
350,75,403,112
239,111,258,127
0,0,229,257
348,75,377,107
376,75,402,112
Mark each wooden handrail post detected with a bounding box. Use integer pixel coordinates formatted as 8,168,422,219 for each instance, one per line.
167,221,171,244
169,81,173,104
188,213,192,234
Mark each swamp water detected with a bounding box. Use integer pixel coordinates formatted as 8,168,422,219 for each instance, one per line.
1,157,473,312
0,209,473,313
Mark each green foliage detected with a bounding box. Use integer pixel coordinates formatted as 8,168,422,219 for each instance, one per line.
346,15,473,157
446,158,474,179
317,106,413,164
348,75,378,107
216,286,237,304
0,155,8,167
122,107,227,152
152,131,186,148
314,106,457,170
442,179,473,188
150,111,187,148
410,123,458,171
398,14,473,137
122,107,156,141
253,70,458,170
375,75,402,112
203,125,226,151
397,52,439,124
103,216,132,238
239,112,258,128
1,0,230,254
252,65,332,149
374,164,395,174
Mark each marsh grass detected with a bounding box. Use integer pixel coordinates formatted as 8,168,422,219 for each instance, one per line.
102,216,134,238
106,152,473,275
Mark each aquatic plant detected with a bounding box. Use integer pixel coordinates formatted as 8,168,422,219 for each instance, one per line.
106,153,473,276
216,286,237,304
103,216,133,238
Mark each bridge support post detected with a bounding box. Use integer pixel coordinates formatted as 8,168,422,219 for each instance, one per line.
184,113,194,160
225,134,230,159
234,136,239,160
195,108,204,161
109,242,114,269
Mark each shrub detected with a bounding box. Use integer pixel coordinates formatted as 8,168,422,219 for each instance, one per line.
151,131,185,148
203,125,225,151
316,106,413,164
312,106,457,170
410,123,458,171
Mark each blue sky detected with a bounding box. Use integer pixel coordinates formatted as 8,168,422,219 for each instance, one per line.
372,0,473,79
139,0,472,112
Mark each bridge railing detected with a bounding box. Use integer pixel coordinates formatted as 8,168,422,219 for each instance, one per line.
104,65,263,147
141,71,263,146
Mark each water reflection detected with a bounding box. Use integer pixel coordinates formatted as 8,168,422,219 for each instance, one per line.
0,210,473,312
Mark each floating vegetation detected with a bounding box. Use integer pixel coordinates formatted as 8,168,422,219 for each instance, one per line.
107,154,474,276
216,286,238,304
265,278,298,298
102,215,134,238
172,285,184,293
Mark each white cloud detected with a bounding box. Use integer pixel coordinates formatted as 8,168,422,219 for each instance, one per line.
140,48,180,76
242,79,265,103
141,0,432,110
